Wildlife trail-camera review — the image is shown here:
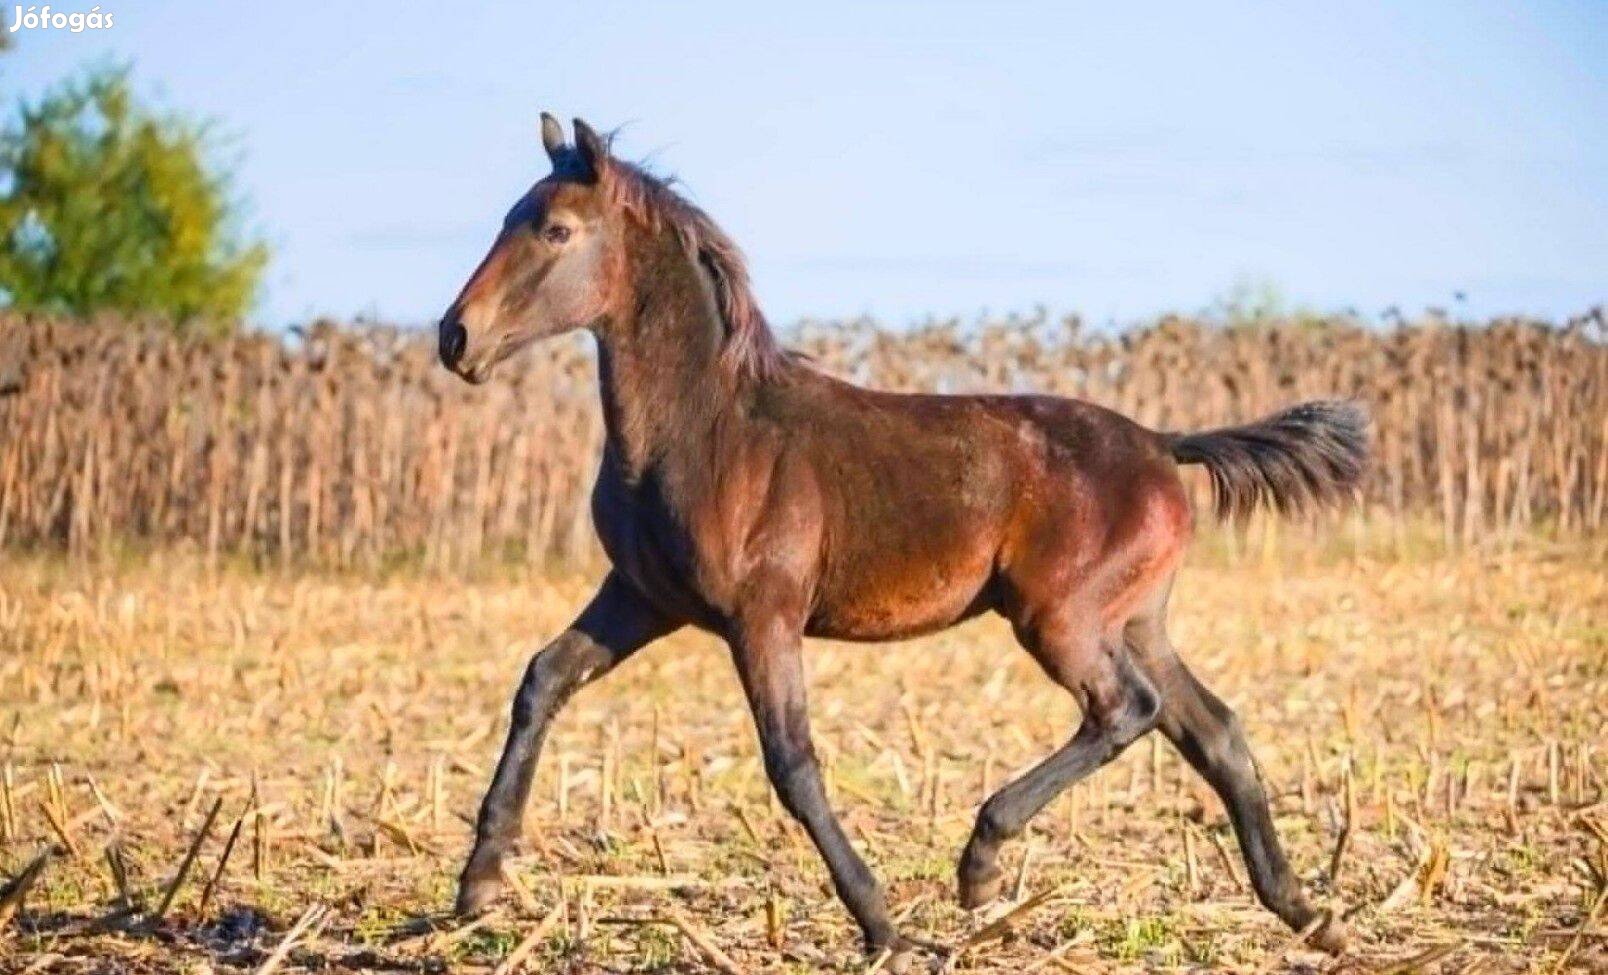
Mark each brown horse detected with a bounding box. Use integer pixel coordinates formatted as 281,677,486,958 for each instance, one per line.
438,115,1366,966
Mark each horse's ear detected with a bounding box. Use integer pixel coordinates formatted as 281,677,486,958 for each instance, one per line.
573,118,608,183
540,112,565,166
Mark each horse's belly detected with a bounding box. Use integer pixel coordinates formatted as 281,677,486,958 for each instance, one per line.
807,550,998,641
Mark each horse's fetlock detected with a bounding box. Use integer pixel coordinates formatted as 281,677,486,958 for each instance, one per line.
974,801,1014,846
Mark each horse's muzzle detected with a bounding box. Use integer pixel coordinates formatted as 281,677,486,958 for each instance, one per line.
438,317,468,370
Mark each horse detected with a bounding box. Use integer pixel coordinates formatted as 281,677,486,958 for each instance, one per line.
436,114,1366,967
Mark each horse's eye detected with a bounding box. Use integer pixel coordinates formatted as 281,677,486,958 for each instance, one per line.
542,224,572,245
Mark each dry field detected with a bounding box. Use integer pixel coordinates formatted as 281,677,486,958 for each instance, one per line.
1,525,1604,973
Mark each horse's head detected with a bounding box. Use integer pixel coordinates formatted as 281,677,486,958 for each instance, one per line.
438,115,619,383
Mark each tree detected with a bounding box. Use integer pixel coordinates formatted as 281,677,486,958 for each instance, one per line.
0,66,266,333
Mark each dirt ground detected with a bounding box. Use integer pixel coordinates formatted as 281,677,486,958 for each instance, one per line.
1,529,1604,972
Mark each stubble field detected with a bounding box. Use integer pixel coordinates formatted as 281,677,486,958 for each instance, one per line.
1,526,1604,973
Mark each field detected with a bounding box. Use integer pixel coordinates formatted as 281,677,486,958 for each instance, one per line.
2,524,1605,973
2,312,1605,972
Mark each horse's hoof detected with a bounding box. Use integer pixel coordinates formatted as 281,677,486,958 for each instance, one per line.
879,946,914,974
867,935,928,974
957,865,1004,911
454,862,505,917
1306,912,1350,955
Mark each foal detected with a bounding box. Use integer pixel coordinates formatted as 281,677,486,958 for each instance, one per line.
438,115,1366,963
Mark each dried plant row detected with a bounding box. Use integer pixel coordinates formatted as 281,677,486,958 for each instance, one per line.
1,308,1603,568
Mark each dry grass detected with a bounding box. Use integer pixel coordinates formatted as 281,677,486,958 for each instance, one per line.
1,525,1604,972
4,310,1604,568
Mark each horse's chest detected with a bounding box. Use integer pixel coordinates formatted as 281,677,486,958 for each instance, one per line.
591,469,737,623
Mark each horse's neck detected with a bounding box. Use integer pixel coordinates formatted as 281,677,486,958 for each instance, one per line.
595,338,724,481
593,246,739,484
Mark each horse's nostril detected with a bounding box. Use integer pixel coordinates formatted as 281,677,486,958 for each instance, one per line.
440,320,468,367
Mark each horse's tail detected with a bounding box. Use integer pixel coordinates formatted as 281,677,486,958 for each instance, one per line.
1165,400,1369,520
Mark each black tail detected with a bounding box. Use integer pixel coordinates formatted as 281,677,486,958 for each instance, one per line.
1166,401,1369,520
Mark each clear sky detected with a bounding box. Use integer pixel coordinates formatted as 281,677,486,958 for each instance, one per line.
5,1,1605,329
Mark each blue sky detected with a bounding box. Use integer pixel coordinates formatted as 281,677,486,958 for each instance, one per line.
6,1,1605,329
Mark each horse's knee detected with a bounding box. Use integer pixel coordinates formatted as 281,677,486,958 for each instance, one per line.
513,636,598,723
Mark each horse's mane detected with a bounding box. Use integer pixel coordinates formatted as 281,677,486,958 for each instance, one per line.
605,159,788,381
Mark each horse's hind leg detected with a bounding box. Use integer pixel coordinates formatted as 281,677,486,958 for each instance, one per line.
1126,606,1349,953
957,620,1159,909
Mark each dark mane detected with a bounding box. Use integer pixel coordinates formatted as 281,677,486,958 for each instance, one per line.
606,159,788,381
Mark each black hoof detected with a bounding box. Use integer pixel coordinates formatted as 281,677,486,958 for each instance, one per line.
454,859,505,916
867,934,937,974
957,861,1004,911
1306,911,1350,955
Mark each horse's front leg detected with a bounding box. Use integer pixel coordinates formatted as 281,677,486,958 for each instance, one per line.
457,571,679,915
727,608,913,967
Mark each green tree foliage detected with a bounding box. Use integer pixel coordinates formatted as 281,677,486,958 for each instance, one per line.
0,66,266,332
